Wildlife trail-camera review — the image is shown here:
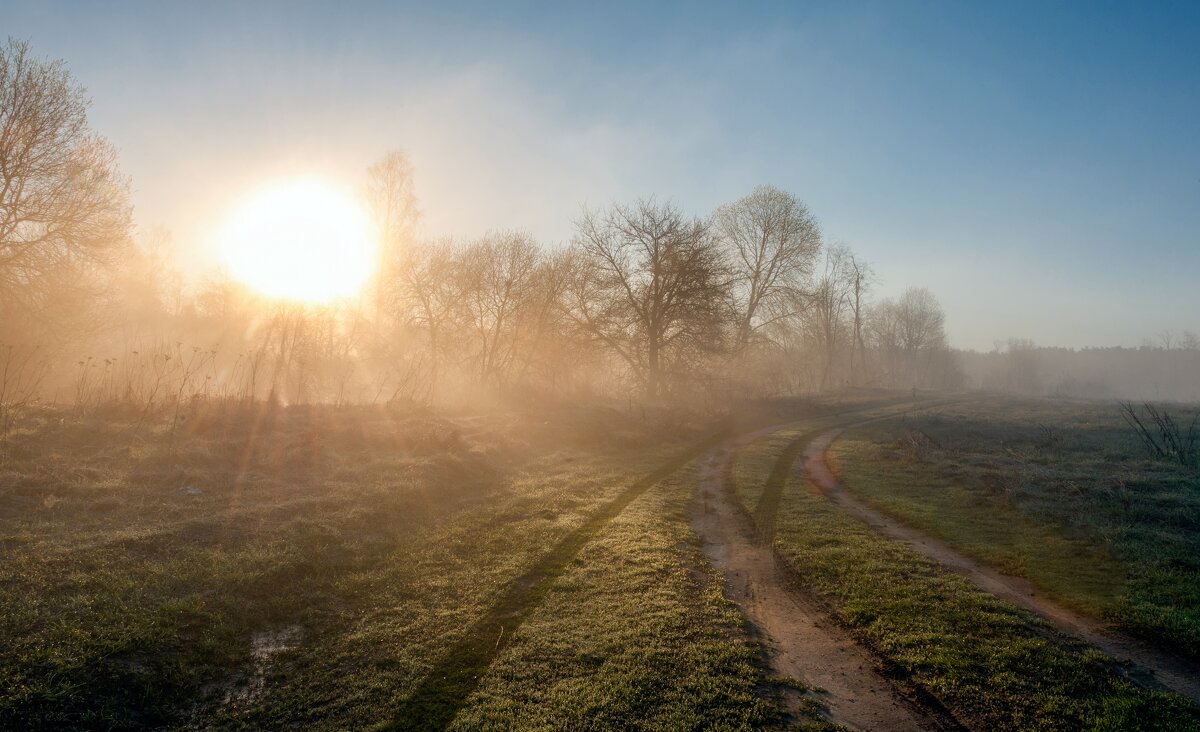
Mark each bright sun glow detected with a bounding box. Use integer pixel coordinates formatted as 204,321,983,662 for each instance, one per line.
217,179,377,303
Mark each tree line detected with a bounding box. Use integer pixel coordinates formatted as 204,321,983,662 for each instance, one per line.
959,338,1200,402
351,157,960,404
0,39,958,414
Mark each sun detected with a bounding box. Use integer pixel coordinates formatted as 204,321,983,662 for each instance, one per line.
216,178,378,303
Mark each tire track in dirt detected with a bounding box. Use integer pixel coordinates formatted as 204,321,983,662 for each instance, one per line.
808,427,1200,705
390,400,941,729
750,431,813,543
751,399,964,545
691,426,954,732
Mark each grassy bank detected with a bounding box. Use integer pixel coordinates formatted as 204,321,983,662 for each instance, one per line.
831,397,1200,657
724,403,1198,730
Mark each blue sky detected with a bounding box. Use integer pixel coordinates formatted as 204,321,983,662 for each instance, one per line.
8,1,1199,349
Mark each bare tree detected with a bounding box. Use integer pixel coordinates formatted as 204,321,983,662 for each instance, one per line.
458,230,542,386
570,199,728,399
845,253,873,386
366,151,420,252
869,287,949,388
866,297,901,385
805,245,853,390
0,39,132,337
365,150,420,323
895,287,946,354
397,238,460,400
512,249,576,390
0,343,48,453
714,185,821,352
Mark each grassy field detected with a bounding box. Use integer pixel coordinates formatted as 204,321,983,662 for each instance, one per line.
450,467,803,731
830,396,1200,658
728,397,963,546
0,402,700,728
725,399,1200,731
4,394,891,729
10,391,1194,729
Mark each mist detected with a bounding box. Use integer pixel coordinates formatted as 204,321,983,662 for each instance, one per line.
2,29,1192,414
5,6,1200,730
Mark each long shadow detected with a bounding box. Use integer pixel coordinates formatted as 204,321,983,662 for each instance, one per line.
385,426,735,730
389,395,944,729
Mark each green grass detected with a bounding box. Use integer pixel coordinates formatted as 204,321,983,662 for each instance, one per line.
730,397,960,541
831,396,1200,657
451,467,801,730
730,426,809,518
771,488,1197,730
5,390,1015,729
722,402,1200,730
381,426,735,730
0,403,692,728
726,395,932,515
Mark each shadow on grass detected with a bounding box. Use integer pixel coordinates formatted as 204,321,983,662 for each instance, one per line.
388,394,932,729
385,427,734,731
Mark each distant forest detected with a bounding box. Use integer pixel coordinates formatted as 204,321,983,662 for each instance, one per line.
960,340,1200,402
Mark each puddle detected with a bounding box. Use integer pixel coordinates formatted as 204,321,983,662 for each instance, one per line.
221,624,302,708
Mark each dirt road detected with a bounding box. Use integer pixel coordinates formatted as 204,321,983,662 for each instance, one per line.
690,430,949,731
806,427,1200,705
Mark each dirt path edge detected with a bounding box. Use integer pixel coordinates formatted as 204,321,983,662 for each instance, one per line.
690,426,960,731
809,427,1200,706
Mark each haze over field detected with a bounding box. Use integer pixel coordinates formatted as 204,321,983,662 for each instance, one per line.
7,1,1200,352
5,5,1200,731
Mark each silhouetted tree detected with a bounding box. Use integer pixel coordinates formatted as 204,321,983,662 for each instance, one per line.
396,238,459,400
714,185,821,352
366,150,420,328
869,287,949,387
458,230,542,385
845,253,873,385
0,39,132,339
570,199,728,399
805,245,853,390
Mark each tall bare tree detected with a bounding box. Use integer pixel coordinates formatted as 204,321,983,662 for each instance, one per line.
570,199,727,399
458,230,542,385
366,150,420,252
805,245,853,390
845,253,874,385
0,39,131,338
397,238,459,400
714,185,821,352
868,287,948,388
365,150,420,324
894,287,946,354
512,249,576,389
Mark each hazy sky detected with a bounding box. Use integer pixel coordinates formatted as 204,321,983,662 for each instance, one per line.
8,1,1199,350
